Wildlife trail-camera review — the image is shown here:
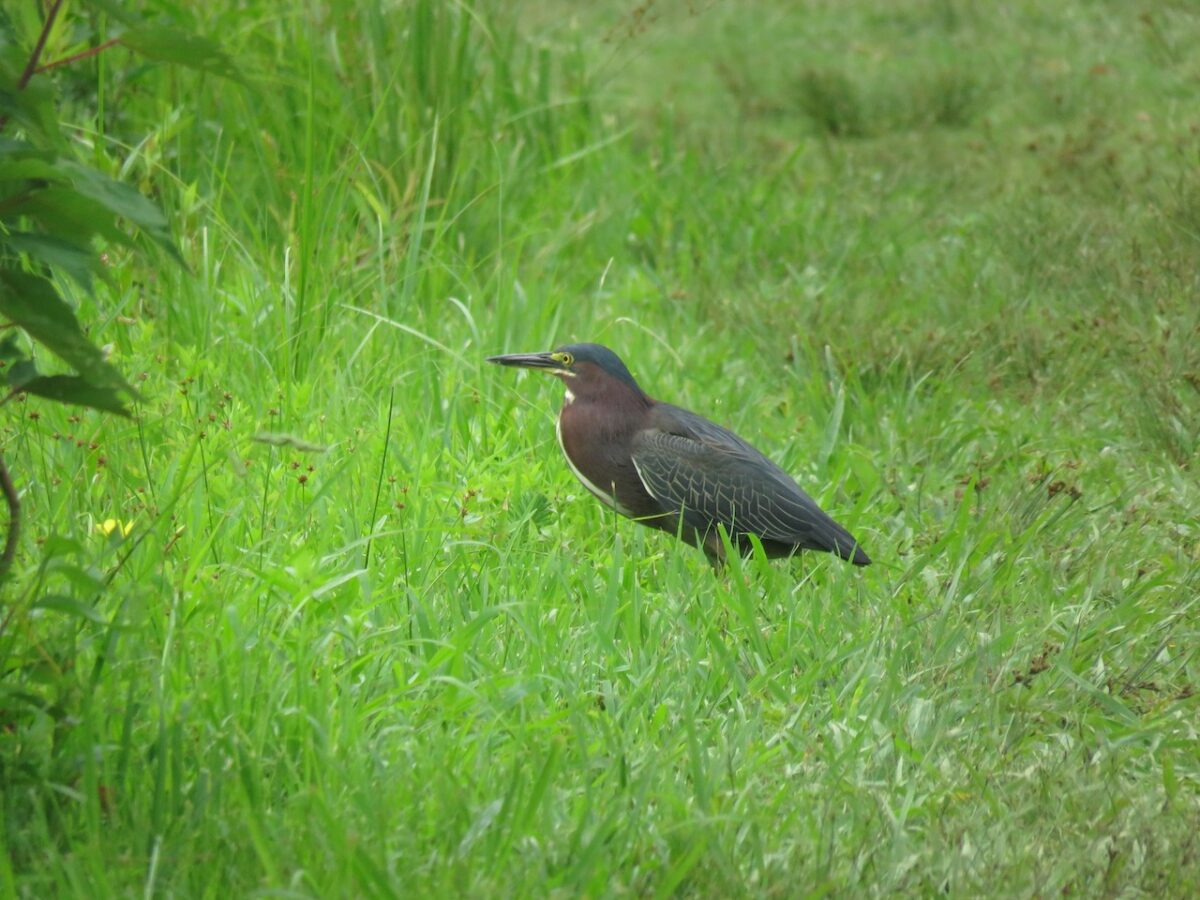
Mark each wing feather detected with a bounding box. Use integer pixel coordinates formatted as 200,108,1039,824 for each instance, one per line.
630,407,865,559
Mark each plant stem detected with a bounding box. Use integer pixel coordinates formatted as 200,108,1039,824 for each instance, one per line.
17,0,64,89
0,451,20,584
35,37,121,75
0,0,64,133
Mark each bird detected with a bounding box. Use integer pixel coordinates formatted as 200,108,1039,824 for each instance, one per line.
487,343,870,567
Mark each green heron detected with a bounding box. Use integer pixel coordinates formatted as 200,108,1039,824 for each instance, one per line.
488,343,870,566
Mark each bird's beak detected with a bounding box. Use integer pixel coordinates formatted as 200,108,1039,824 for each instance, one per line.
486,351,560,371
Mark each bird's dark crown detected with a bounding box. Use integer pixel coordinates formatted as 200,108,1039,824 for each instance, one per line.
554,343,641,389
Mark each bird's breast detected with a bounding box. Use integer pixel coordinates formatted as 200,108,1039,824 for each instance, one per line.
555,404,634,515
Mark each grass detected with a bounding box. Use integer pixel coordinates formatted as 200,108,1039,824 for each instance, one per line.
1,0,1198,895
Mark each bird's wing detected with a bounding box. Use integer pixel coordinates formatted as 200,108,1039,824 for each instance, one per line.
630,405,864,557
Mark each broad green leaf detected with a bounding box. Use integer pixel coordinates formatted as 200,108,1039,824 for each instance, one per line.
0,49,63,150
32,594,107,624
41,534,86,559
0,270,133,393
6,358,39,389
1,139,178,262
59,162,168,230
0,157,69,183
19,374,131,416
3,232,105,291
0,333,24,365
44,559,103,593
59,161,182,261
0,136,32,154
10,185,134,250
120,26,244,84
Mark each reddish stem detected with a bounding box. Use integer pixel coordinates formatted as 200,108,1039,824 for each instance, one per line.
16,0,65,90
0,0,64,133
0,451,19,585
35,37,122,75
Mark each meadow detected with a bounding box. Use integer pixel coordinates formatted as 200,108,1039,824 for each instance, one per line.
2,0,1198,895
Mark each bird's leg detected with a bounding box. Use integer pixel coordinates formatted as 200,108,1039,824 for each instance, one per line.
701,529,727,570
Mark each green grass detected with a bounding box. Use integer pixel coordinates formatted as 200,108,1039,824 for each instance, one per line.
2,0,1199,895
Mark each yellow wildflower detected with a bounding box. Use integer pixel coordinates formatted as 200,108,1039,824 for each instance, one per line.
97,518,134,538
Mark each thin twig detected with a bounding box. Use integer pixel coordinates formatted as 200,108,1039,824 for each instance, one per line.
16,0,64,90
0,451,20,584
35,37,121,75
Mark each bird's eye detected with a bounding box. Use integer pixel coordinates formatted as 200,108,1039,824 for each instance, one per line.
555,352,574,367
